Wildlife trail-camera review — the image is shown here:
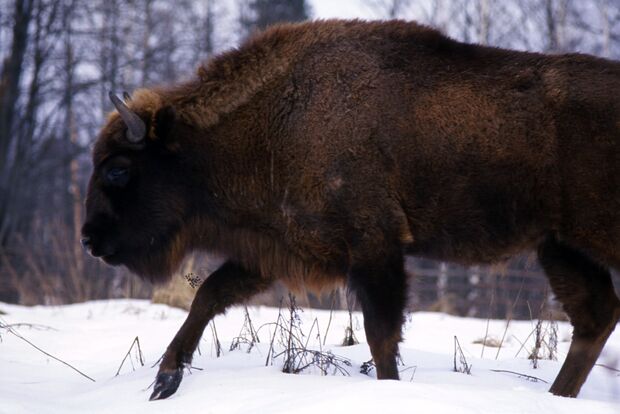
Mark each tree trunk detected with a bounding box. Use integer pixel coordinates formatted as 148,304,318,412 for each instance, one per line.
0,0,34,245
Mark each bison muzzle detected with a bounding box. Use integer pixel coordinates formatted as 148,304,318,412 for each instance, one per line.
81,19,620,400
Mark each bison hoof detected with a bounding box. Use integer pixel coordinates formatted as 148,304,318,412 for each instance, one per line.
149,369,184,401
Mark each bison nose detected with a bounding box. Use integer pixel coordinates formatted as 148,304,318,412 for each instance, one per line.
80,236,92,251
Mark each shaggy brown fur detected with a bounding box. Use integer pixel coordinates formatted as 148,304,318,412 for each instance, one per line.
81,19,620,400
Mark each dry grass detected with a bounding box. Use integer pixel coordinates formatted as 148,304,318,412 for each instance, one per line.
1,218,151,305
473,336,503,347
151,255,208,310
453,335,472,375
263,294,352,376
151,275,195,311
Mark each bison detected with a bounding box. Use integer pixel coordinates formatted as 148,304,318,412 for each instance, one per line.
81,19,620,400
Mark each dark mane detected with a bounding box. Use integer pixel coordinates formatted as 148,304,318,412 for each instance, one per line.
131,19,448,130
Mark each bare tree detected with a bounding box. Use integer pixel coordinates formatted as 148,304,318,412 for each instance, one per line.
0,0,34,245
544,0,568,52
597,0,611,57
240,0,309,37
366,0,412,19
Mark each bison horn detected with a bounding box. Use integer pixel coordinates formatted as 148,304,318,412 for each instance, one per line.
108,91,146,143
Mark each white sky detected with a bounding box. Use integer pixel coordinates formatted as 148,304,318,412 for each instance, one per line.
310,0,380,20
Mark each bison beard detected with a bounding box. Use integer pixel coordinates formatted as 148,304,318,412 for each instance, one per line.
81,20,620,400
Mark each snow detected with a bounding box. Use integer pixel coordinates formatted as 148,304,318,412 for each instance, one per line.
0,299,618,413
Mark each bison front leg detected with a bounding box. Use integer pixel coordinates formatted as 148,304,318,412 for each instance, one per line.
150,261,271,401
538,235,620,397
350,250,408,380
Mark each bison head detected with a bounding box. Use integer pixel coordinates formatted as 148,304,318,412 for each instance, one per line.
81,91,191,283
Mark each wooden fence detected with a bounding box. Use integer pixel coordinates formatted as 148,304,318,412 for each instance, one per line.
406,255,620,320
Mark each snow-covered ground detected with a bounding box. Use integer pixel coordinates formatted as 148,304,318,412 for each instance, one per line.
0,299,618,413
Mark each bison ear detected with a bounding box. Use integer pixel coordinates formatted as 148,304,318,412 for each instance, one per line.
151,105,178,150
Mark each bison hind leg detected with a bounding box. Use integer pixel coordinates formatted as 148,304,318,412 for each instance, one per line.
538,235,620,397
349,249,408,380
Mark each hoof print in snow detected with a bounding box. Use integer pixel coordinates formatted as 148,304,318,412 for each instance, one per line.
149,369,183,401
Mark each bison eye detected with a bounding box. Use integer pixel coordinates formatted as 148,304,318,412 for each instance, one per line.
105,167,129,186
